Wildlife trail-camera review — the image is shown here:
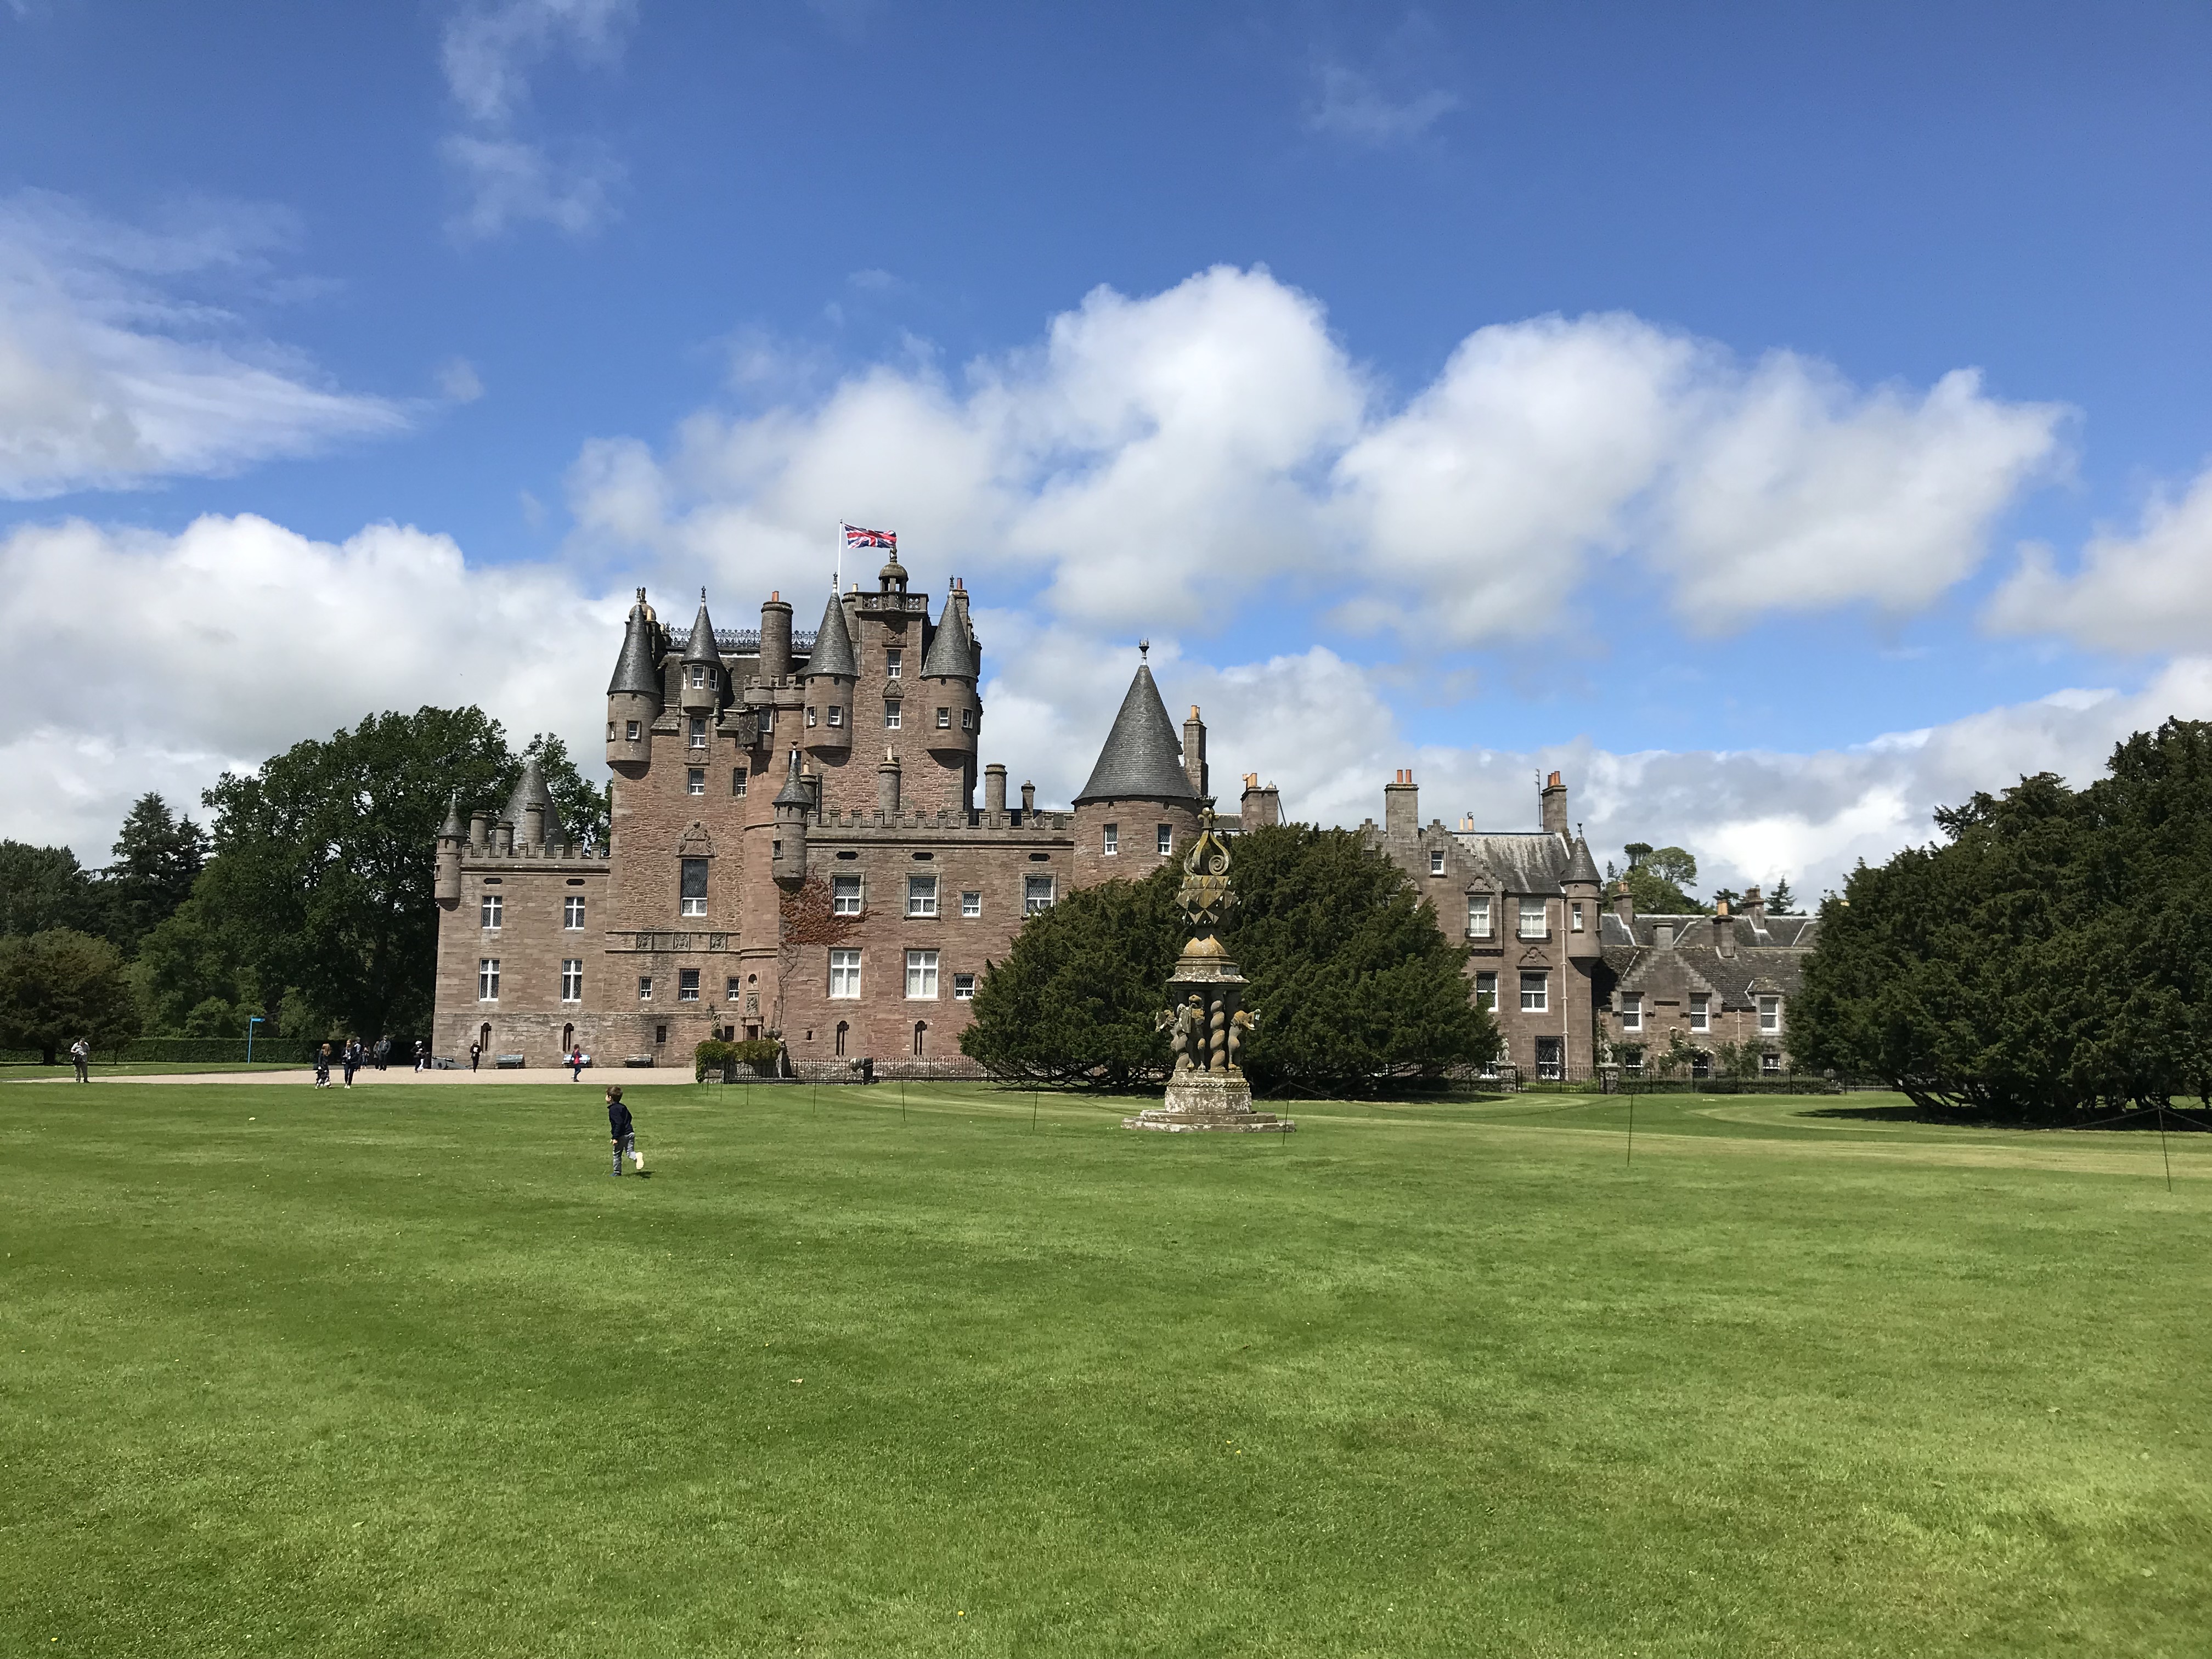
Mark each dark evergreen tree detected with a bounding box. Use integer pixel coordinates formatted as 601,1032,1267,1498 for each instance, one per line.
0,929,140,1063
1768,876,1796,913
0,842,98,937
97,793,208,954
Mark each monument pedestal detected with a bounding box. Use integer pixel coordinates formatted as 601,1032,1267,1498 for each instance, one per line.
1124,1068,1293,1133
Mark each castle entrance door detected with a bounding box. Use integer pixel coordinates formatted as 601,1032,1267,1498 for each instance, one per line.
1534,1036,1563,1081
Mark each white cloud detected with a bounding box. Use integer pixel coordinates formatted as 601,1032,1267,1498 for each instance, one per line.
1306,63,1460,145
0,513,610,856
436,356,486,403
440,0,635,240
0,191,407,498
1984,461,2212,653
565,267,2063,644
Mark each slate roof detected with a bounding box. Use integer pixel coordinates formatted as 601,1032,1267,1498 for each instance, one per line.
1562,836,1602,887
773,748,815,808
919,596,977,679
501,758,566,846
437,790,466,840
806,591,857,678
606,604,661,697
1599,911,1821,1008
1073,663,1199,804
1449,831,1572,895
681,592,720,664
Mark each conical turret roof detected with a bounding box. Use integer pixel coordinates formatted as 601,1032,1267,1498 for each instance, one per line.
501,757,566,845
1074,661,1199,804
681,589,720,665
807,590,857,678
1562,834,1602,887
920,594,977,679
773,747,815,808
437,789,466,841
607,589,662,697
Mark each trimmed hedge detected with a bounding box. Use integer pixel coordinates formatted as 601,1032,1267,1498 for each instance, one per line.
695,1037,784,1081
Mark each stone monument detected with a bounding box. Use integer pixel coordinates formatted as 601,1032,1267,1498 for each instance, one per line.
1124,805,1294,1133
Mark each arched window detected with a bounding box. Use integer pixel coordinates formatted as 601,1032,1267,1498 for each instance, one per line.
834,1021,849,1057
478,1022,492,1053
912,1021,927,1058
561,1022,575,1055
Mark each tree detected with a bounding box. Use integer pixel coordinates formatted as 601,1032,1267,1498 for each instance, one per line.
97,793,208,954
0,929,139,1063
962,826,1497,1092
0,841,98,937
194,707,516,1040
1768,876,1796,913
1622,844,1705,915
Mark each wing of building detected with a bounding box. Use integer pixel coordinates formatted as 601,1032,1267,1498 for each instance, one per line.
431,558,1282,1074
1359,770,1818,1082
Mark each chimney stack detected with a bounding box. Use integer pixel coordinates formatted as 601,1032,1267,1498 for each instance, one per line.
1020,780,1036,817
759,591,793,681
1540,770,1569,837
1714,897,1736,958
877,749,902,816
1183,704,1209,799
1611,879,1635,924
984,763,1007,815
1240,772,1281,831
1384,768,1418,838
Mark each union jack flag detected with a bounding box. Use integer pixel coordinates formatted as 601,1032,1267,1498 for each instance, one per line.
843,524,897,552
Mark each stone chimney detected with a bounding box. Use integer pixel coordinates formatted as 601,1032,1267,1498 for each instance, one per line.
1743,884,1767,926
1611,879,1634,924
1540,770,1569,837
759,591,793,681
877,749,902,816
1239,772,1280,831
984,763,1007,815
1020,780,1036,817
1713,897,1736,958
1183,705,1209,799
1384,769,1418,838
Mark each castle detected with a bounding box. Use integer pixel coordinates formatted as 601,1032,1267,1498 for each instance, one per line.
431,554,1812,1080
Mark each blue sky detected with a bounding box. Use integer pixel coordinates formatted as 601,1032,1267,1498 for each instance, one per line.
3,1,2209,897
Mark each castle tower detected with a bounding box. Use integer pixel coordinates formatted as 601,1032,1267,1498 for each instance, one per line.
502,757,566,856
1563,832,1602,963
919,577,980,808
771,747,811,889
1071,648,1205,887
678,590,724,719
606,587,661,768
435,789,465,902
804,586,857,765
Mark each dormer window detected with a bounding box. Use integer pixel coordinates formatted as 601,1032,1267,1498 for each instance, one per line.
885,648,903,679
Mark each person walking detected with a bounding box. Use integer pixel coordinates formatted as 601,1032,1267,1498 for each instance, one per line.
375,1035,390,1071
69,1036,90,1083
342,1038,361,1089
315,1042,332,1088
569,1046,585,1082
413,1039,427,1073
469,1040,482,1074
606,1085,636,1176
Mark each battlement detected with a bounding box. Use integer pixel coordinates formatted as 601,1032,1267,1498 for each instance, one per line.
810,808,1074,836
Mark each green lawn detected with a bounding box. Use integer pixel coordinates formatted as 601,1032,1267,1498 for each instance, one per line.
1,1080,2204,1657
0,1061,309,1079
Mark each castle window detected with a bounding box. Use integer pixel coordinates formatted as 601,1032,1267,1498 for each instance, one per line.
1620,992,1642,1032
680,857,708,917
1518,899,1548,939
689,717,707,748
961,890,980,917
828,705,843,727
564,896,585,929
907,875,938,917
834,1022,848,1056
912,1020,927,1056
1520,972,1548,1013
807,707,817,727
679,969,700,1002
833,876,862,915
1758,995,1782,1034
478,958,500,1001
687,769,705,795
885,648,902,679
480,894,503,930
1690,993,1710,1033
936,707,950,729
732,767,748,797
726,977,742,1001
1024,876,1055,915
884,702,901,729
829,950,861,999
638,975,653,1001
656,1024,668,1045
561,960,583,1002
1474,971,1497,1011
1430,849,1445,875
961,708,973,731
905,950,939,999
625,720,640,741
690,665,707,689
1103,823,1118,856
1571,901,1585,932
1468,896,1491,939
953,973,975,1000
1156,824,1172,856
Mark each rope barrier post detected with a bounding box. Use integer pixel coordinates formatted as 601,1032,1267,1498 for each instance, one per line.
2160,1105,2174,1194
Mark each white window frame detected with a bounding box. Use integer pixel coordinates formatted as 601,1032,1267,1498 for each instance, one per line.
687,768,706,796
560,960,583,1002
961,890,981,918
907,874,938,917
1519,898,1547,940
689,665,707,689
1620,991,1642,1033
637,975,653,1001
1690,993,1710,1034
1520,972,1548,1013
480,894,503,930
936,707,951,729
678,969,700,1002
732,767,747,797
1758,995,1781,1034
1468,895,1492,939
905,949,939,1000
832,875,863,916
827,704,842,728
478,958,500,1000
1474,970,1497,1012
679,857,708,918
563,895,585,929
1430,848,1446,875
689,716,708,749
885,648,903,679
953,973,975,1001
884,702,901,730
961,708,973,731
1102,822,1118,856
806,707,817,728
1156,824,1172,856
1571,901,1585,932
1024,876,1055,915
726,977,742,1002
624,720,640,741
828,950,862,1000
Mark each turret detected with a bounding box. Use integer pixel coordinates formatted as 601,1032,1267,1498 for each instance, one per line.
1384,769,1418,838
759,592,793,681
606,586,661,768
919,577,980,795
679,590,723,717
501,758,565,857
771,747,811,889
435,790,464,902
1071,647,1205,879
1563,832,1602,962
804,587,858,755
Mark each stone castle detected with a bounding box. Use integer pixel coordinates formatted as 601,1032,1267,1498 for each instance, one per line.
432,555,1813,1079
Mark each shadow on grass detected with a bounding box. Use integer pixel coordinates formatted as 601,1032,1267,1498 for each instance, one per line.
1807,1102,2212,1134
